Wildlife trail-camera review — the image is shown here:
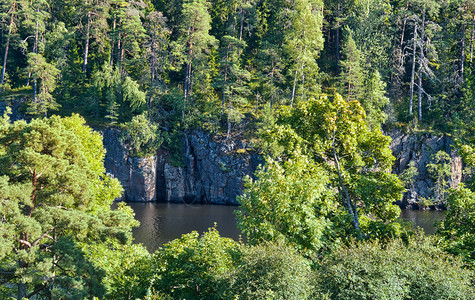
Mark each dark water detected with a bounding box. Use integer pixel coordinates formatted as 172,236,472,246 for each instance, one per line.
128,202,242,253
128,202,446,252
399,209,446,234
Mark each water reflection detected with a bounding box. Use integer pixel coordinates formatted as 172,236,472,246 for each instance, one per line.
127,202,447,253
128,202,242,252
398,209,446,235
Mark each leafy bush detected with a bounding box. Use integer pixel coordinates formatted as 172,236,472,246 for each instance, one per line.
149,227,239,299
236,156,336,256
436,185,475,267
315,236,474,300
121,113,163,157
229,242,315,300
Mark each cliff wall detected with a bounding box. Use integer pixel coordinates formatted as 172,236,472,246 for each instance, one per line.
103,129,262,205
103,129,465,208
389,130,463,209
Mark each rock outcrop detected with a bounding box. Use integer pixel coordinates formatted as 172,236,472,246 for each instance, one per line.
104,129,261,204
156,131,262,205
388,130,463,209
103,129,157,202
103,127,465,208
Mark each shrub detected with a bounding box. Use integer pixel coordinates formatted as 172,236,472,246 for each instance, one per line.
316,236,474,299
229,242,315,300
149,227,239,299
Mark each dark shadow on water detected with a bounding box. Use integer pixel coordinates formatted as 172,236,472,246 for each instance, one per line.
128,202,242,253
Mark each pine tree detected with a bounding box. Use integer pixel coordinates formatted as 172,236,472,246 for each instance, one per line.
176,0,217,123
284,0,324,105
25,53,60,116
338,30,364,102
0,0,19,89
360,70,389,129
0,114,137,299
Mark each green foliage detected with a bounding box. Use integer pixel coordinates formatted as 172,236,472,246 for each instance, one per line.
121,112,163,157
0,113,139,298
229,242,315,300
150,227,239,299
260,94,403,238
316,236,475,300
284,0,324,104
427,150,452,203
26,53,61,116
236,156,336,256
399,160,419,190
436,185,475,267
91,63,146,124
338,30,364,102
360,70,389,129
82,236,152,299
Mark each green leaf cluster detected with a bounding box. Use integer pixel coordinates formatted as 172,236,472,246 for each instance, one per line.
0,113,145,298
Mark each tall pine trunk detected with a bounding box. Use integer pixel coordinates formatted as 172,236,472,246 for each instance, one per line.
418,11,425,120
183,24,195,123
82,10,91,73
409,24,417,117
110,10,117,66
1,4,15,89
461,21,465,83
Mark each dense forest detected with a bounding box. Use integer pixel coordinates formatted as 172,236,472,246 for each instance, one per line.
0,0,474,140
1,0,475,299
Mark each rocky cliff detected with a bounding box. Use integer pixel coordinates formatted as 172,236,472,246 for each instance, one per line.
103,129,157,202
103,129,262,205
388,130,463,209
103,128,465,208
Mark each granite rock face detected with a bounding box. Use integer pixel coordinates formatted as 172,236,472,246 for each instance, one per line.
104,129,261,204
388,130,463,209
103,129,157,202
156,131,262,205
103,127,465,208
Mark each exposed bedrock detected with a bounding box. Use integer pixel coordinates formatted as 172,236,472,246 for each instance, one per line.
103,128,464,208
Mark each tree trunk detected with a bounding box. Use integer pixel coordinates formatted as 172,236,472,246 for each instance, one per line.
222,45,230,108
1,4,15,88
110,11,117,66
149,26,156,119
335,3,341,73
461,21,465,83
183,22,195,122
470,17,474,63
332,145,361,236
418,11,425,121
82,10,91,74
120,42,125,73
226,98,232,139
291,69,298,106
409,24,417,117
183,61,191,122
32,19,39,101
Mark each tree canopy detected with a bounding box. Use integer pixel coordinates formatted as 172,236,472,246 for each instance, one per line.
0,112,141,299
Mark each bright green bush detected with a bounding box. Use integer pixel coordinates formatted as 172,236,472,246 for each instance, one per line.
316,236,474,300
149,227,240,299
121,113,163,157
436,185,475,267
229,242,315,300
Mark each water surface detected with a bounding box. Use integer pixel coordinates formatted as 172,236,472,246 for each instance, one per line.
129,202,446,252
128,202,241,252
398,209,446,234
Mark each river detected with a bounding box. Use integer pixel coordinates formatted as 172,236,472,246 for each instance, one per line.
128,202,446,253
